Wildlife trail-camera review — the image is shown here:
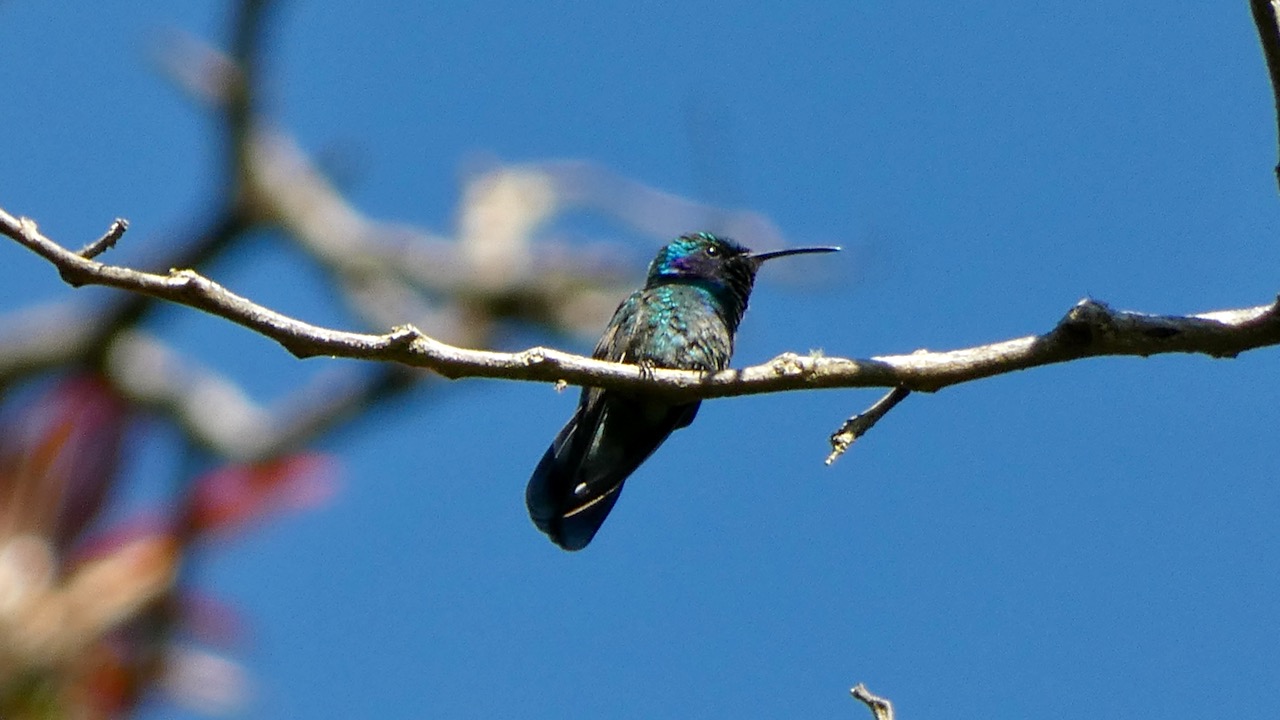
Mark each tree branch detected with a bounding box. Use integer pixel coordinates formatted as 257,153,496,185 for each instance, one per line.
4,206,1279,409
826,387,912,464
76,218,129,259
1251,0,1280,190
850,683,894,720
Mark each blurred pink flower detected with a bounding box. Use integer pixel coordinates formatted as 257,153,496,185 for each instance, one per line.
0,374,338,718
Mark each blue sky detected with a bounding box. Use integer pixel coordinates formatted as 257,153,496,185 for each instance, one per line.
3,2,1278,718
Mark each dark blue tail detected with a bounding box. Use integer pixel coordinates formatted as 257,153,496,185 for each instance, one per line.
526,391,698,550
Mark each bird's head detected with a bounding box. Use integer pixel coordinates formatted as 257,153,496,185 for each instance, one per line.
646,232,839,294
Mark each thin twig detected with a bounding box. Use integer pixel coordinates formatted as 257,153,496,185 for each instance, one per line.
826,387,911,464
850,683,894,720
3,206,1280,406
77,218,129,259
0,210,253,386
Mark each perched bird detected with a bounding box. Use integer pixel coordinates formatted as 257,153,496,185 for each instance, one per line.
526,232,839,550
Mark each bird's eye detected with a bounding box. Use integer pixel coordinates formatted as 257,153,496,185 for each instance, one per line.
704,245,720,257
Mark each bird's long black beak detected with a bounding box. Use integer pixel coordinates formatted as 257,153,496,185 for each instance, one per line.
748,246,841,264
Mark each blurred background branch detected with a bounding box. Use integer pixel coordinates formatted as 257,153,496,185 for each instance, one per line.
0,0,796,716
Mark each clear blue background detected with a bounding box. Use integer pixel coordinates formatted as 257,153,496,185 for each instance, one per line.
3,3,1278,718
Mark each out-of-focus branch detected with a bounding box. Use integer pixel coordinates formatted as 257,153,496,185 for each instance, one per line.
0,303,108,383
6,207,1278,405
1250,0,1280,190
239,128,638,343
104,329,418,461
226,0,273,190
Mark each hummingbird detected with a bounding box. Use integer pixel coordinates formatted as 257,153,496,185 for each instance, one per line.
526,232,839,550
